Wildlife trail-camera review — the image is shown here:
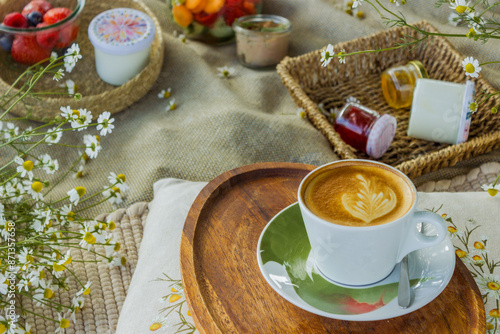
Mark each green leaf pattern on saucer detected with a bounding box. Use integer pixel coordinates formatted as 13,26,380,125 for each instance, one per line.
259,203,420,315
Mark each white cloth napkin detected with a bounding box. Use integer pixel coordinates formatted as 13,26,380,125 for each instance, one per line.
116,178,500,333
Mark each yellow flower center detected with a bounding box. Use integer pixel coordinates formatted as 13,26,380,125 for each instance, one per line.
447,226,457,233
163,91,171,98
456,5,467,13
187,310,191,316
169,294,181,303
455,249,467,258
469,102,477,112
40,270,45,279
121,257,127,265
76,171,84,178
0,323,6,334
150,323,162,331
171,287,178,293
82,153,89,162
26,254,34,264
486,322,494,330
108,221,116,230
487,282,500,290
112,186,120,193
117,174,126,182
114,242,121,251
44,288,54,299
95,135,101,143
474,241,485,249
59,318,71,329
72,110,80,117
75,186,86,197
472,255,483,261
23,160,34,171
489,309,500,318
53,263,65,272
84,232,96,244
83,287,91,295
488,188,498,197
464,63,475,73
67,211,75,221
64,256,72,265
31,181,43,193
492,107,498,114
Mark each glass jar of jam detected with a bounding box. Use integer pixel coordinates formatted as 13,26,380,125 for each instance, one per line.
334,103,397,158
381,60,428,109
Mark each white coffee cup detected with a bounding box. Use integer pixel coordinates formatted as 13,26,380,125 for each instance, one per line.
297,160,447,286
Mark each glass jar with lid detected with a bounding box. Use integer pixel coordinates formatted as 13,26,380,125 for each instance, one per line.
171,0,264,44
381,60,428,109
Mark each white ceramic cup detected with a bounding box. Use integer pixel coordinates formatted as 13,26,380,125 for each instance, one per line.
297,160,447,286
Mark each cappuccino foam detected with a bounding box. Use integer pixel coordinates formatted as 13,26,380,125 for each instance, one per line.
302,163,414,227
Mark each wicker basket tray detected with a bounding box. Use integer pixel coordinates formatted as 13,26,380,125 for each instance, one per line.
277,20,500,178
0,0,164,122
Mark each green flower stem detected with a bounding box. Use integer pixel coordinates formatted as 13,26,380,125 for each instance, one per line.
492,173,500,187
18,304,59,323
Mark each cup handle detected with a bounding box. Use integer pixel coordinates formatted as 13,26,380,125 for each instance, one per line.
396,211,447,263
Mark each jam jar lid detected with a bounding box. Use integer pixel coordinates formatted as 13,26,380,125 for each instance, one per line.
366,114,397,159
88,8,156,56
408,60,429,79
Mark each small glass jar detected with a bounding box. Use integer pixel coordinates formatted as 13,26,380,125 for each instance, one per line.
233,14,291,69
334,103,397,159
381,60,428,109
88,8,156,86
171,0,264,44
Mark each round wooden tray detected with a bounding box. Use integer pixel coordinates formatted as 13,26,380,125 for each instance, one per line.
180,162,485,333
0,0,164,122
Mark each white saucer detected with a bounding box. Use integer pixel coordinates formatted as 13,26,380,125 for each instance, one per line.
256,203,456,321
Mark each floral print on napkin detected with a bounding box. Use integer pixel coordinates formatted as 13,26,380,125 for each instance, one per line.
440,209,500,333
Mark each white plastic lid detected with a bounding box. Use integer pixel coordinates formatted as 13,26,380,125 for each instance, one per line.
88,8,155,56
366,114,397,159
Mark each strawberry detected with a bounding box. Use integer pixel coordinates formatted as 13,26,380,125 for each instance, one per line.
36,22,59,49
3,12,28,28
43,7,72,25
11,35,51,65
22,0,53,16
55,24,78,48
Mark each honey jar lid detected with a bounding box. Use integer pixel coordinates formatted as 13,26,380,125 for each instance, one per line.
408,60,429,79
88,8,156,56
366,114,397,159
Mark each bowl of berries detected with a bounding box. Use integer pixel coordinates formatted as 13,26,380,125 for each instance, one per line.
0,0,84,65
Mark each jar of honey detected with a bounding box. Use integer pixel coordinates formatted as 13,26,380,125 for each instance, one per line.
381,60,428,109
334,103,397,158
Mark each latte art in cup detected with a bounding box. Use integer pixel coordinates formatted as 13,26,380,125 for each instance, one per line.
302,162,414,227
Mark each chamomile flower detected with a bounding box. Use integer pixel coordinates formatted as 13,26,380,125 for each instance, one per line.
3,122,19,139
158,88,172,99
338,49,346,63
64,43,82,73
38,154,59,175
45,127,63,145
67,187,86,206
217,66,236,78
477,274,500,299
60,106,73,120
0,273,8,295
55,313,71,332
15,156,34,180
297,108,306,118
149,315,170,331
352,0,363,8
167,98,177,111
462,56,481,78
346,96,360,104
320,44,334,67
65,79,76,95
50,51,58,61
76,281,92,296
108,172,130,192
83,134,101,159
97,111,115,136
70,108,92,131
53,68,65,81
102,186,124,205
73,164,85,179
481,183,500,196
449,0,470,14
24,180,44,201
178,33,186,43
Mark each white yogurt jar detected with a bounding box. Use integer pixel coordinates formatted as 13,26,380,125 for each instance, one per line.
88,8,156,86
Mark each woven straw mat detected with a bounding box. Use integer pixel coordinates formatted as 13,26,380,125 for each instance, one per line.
22,203,149,334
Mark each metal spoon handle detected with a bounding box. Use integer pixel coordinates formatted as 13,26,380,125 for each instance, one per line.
398,255,411,308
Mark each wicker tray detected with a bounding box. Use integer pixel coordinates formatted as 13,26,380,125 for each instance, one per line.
0,0,164,122
277,20,500,178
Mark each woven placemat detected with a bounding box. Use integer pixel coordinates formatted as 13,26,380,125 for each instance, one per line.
23,202,149,334
0,0,164,122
